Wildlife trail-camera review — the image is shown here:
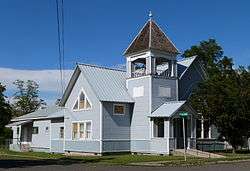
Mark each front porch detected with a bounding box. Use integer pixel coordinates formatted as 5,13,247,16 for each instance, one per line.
7,120,33,152
149,101,197,154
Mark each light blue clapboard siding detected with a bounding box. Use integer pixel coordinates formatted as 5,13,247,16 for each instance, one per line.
64,140,100,153
151,77,177,111
50,118,64,153
150,138,169,154
31,120,50,150
102,102,131,152
51,140,64,153
131,140,150,152
31,147,50,153
102,140,130,152
64,72,101,152
127,76,151,152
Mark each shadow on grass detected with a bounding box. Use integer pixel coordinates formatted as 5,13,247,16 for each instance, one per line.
0,157,114,169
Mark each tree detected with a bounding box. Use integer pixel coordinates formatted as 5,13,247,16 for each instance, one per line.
12,80,46,117
184,39,250,152
182,39,223,74
0,83,12,138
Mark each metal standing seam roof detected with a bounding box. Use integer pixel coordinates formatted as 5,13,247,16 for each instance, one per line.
177,56,197,78
11,106,66,121
78,64,134,103
149,101,186,117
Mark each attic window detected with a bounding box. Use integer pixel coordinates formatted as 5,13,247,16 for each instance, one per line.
73,90,91,110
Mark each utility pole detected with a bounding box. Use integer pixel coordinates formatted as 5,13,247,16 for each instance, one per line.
180,112,188,161
182,117,186,161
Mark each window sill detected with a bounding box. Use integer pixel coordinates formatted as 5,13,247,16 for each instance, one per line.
113,113,125,116
72,108,92,112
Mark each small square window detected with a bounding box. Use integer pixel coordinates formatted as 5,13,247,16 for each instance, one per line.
32,127,39,134
113,104,125,115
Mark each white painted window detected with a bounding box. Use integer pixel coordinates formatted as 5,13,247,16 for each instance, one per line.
113,104,125,115
133,86,144,97
73,89,92,111
72,121,92,140
158,86,171,97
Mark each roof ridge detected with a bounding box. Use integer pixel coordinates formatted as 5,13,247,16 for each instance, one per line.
78,63,126,72
164,100,186,104
178,55,197,62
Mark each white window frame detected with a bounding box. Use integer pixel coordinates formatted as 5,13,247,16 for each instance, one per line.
113,104,126,115
72,88,92,111
71,120,92,140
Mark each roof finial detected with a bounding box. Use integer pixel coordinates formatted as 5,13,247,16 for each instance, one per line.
149,10,153,20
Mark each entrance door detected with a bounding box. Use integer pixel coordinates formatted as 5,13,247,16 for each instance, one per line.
173,118,188,149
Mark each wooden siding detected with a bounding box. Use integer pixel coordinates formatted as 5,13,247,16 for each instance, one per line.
64,72,101,153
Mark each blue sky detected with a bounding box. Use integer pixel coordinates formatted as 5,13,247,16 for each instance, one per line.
0,0,250,104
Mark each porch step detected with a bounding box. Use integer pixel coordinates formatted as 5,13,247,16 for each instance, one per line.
174,149,225,158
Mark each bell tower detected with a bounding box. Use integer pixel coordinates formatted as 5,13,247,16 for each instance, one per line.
125,14,179,111
125,14,180,152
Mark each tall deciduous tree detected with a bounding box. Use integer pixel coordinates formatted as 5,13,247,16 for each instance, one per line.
12,80,46,117
0,83,12,138
183,39,250,152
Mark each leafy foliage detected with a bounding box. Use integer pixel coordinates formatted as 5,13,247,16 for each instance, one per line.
12,80,46,117
183,39,250,151
0,83,12,138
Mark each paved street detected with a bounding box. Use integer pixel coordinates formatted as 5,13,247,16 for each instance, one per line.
0,161,250,171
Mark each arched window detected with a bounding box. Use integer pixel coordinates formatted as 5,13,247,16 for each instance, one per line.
73,90,91,110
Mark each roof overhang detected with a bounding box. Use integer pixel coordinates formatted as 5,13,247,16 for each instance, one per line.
148,101,198,118
6,120,32,128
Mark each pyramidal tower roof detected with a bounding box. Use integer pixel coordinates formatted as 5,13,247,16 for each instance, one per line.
124,18,179,56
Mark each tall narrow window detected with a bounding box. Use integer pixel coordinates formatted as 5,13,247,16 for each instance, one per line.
59,127,64,139
73,90,91,110
79,123,85,139
72,123,78,140
86,122,91,139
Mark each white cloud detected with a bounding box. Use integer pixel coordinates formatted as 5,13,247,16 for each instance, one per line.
0,67,73,93
0,68,73,91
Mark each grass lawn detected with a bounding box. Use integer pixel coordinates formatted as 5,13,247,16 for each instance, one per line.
0,149,184,165
1,148,250,166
